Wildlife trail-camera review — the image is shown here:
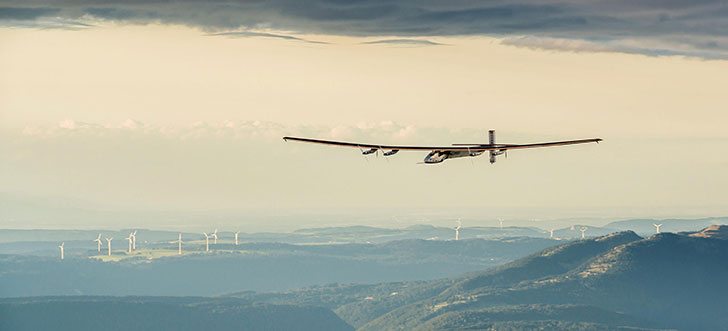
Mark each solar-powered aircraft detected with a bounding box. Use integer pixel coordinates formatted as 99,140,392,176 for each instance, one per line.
283,130,601,164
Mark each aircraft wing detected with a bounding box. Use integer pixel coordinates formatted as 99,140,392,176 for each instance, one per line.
497,138,603,150
282,136,601,151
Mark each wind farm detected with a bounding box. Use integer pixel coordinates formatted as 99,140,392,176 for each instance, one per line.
6,218,723,264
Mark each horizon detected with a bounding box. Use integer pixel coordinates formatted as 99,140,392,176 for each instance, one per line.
1,190,725,232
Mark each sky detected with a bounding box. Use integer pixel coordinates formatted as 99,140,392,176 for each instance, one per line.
1,1,727,230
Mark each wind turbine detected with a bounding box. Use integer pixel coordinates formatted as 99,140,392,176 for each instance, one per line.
580,227,588,239
169,233,183,255
125,232,133,254
498,218,504,229
454,219,462,241
549,229,554,239
212,229,218,245
203,232,211,252
131,230,137,250
234,231,240,246
654,223,663,234
106,237,113,256
58,242,64,260
94,234,103,252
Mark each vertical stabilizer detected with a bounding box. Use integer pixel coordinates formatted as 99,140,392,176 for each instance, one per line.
489,130,497,163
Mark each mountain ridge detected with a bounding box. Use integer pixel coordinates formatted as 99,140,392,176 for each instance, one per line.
353,228,728,330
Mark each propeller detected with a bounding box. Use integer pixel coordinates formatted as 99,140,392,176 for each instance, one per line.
357,146,370,163
379,146,390,163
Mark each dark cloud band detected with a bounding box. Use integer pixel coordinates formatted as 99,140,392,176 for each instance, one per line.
0,7,59,20
0,1,726,58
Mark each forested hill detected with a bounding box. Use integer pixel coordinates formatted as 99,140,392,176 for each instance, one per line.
356,229,728,330
0,296,353,331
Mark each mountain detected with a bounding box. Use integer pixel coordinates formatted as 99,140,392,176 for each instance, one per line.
355,229,728,330
0,296,353,331
683,224,728,240
225,231,643,329
234,227,727,330
449,231,642,293
605,217,726,235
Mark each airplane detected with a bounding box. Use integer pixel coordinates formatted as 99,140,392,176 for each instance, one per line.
283,130,602,164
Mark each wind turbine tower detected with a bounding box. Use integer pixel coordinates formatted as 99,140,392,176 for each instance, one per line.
580,227,588,239
654,223,663,234
235,231,240,246
549,229,554,239
131,230,137,250
212,229,218,245
169,233,183,255
94,234,102,252
125,233,133,254
454,219,462,241
58,242,64,260
498,218,504,229
106,237,113,256
203,232,211,252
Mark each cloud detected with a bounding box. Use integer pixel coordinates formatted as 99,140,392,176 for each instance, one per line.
0,7,92,29
501,35,728,59
19,119,432,143
0,1,727,58
361,39,444,46
0,7,58,20
208,31,329,44
501,36,613,53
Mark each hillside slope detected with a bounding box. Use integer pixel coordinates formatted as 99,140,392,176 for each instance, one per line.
358,229,728,330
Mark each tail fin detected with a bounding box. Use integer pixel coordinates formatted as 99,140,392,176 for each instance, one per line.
489,130,496,164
